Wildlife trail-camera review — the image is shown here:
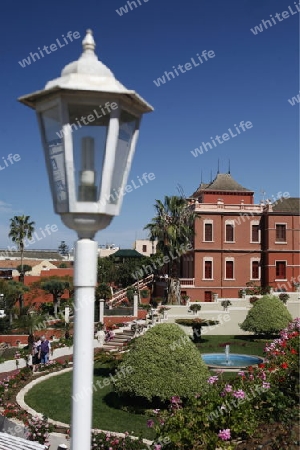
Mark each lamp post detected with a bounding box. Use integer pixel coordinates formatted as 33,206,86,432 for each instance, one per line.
18,29,153,450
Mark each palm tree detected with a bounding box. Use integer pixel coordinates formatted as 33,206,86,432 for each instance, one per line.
9,215,35,283
96,282,112,301
144,195,196,304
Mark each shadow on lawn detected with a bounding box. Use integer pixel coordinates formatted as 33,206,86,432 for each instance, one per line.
93,366,113,377
103,391,166,414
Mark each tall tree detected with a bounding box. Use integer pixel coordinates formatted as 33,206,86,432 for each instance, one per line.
144,195,196,304
58,240,70,257
1,280,30,324
9,215,35,284
39,277,70,317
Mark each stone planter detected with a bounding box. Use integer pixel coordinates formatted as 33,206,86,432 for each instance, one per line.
213,293,218,302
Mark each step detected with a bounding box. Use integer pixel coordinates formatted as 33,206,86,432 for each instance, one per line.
105,341,126,347
112,338,131,344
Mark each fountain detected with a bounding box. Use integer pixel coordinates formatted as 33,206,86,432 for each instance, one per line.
201,351,264,369
225,344,230,365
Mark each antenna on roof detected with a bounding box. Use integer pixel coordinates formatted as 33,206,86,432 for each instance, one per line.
228,159,231,174
260,189,266,203
210,170,213,182
217,159,220,174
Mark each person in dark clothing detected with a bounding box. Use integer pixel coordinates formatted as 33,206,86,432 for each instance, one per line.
40,335,50,364
32,336,41,372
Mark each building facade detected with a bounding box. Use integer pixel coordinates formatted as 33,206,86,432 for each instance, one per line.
180,173,300,301
134,239,158,257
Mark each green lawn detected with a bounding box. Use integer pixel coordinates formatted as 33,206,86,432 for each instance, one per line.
25,364,155,439
196,334,266,357
25,335,266,437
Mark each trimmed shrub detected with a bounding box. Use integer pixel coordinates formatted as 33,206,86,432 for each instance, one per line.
240,295,292,335
221,300,231,309
114,323,209,402
190,303,201,313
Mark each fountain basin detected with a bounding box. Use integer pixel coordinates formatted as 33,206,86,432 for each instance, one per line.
201,353,264,369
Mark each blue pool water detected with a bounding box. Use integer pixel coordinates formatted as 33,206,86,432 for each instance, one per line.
201,353,264,368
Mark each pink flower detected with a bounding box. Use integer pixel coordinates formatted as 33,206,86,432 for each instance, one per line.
224,384,233,393
208,376,218,384
147,419,154,428
218,429,231,441
233,389,246,399
262,382,270,389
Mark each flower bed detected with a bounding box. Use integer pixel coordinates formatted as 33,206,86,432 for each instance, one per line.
1,319,299,449
147,318,300,449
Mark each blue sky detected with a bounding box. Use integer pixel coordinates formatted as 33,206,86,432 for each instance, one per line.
0,0,299,250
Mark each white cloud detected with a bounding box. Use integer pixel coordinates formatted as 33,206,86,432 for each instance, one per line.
0,200,14,213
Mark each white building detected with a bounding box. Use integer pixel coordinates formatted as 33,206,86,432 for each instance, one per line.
134,239,157,257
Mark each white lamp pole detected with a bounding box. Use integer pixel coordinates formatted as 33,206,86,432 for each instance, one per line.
19,29,153,450
72,239,98,448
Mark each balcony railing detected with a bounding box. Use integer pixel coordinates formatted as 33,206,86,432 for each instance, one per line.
192,202,266,213
180,278,195,286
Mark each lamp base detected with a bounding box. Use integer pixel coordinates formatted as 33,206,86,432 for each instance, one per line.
60,213,112,238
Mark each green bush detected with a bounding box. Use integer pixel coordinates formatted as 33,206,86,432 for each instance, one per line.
240,295,292,335
279,293,289,304
190,303,201,312
114,323,209,402
140,289,149,298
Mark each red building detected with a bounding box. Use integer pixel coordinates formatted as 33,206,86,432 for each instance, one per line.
180,173,300,301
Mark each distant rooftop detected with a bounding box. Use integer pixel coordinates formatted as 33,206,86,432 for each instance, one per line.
113,249,144,258
0,249,64,260
272,197,300,214
191,173,253,197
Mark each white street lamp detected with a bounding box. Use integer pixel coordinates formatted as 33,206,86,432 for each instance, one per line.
19,29,153,450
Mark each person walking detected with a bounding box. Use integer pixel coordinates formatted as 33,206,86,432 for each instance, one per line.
32,336,41,372
40,335,50,364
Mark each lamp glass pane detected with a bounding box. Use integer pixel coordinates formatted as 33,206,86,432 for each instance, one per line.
108,110,137,205
40,107,68,206
68,103,110,202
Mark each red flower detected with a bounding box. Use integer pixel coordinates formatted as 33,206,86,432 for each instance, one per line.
248,366,253,372
290,348,298,354
281,362,288,369
258,363,265,369
268,366,276,372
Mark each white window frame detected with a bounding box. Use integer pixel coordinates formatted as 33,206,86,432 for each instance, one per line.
250,258,261,280
224,257,235,280
203,257,213,280
275,223,287,244
250,220,260,244
225,220,235,243
203,220,214,242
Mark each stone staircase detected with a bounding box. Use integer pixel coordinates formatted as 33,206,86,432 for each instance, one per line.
107,274,154,308
102,329,136,352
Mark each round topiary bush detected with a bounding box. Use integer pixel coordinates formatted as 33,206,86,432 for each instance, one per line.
113,323,210,402
240,295,292,335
